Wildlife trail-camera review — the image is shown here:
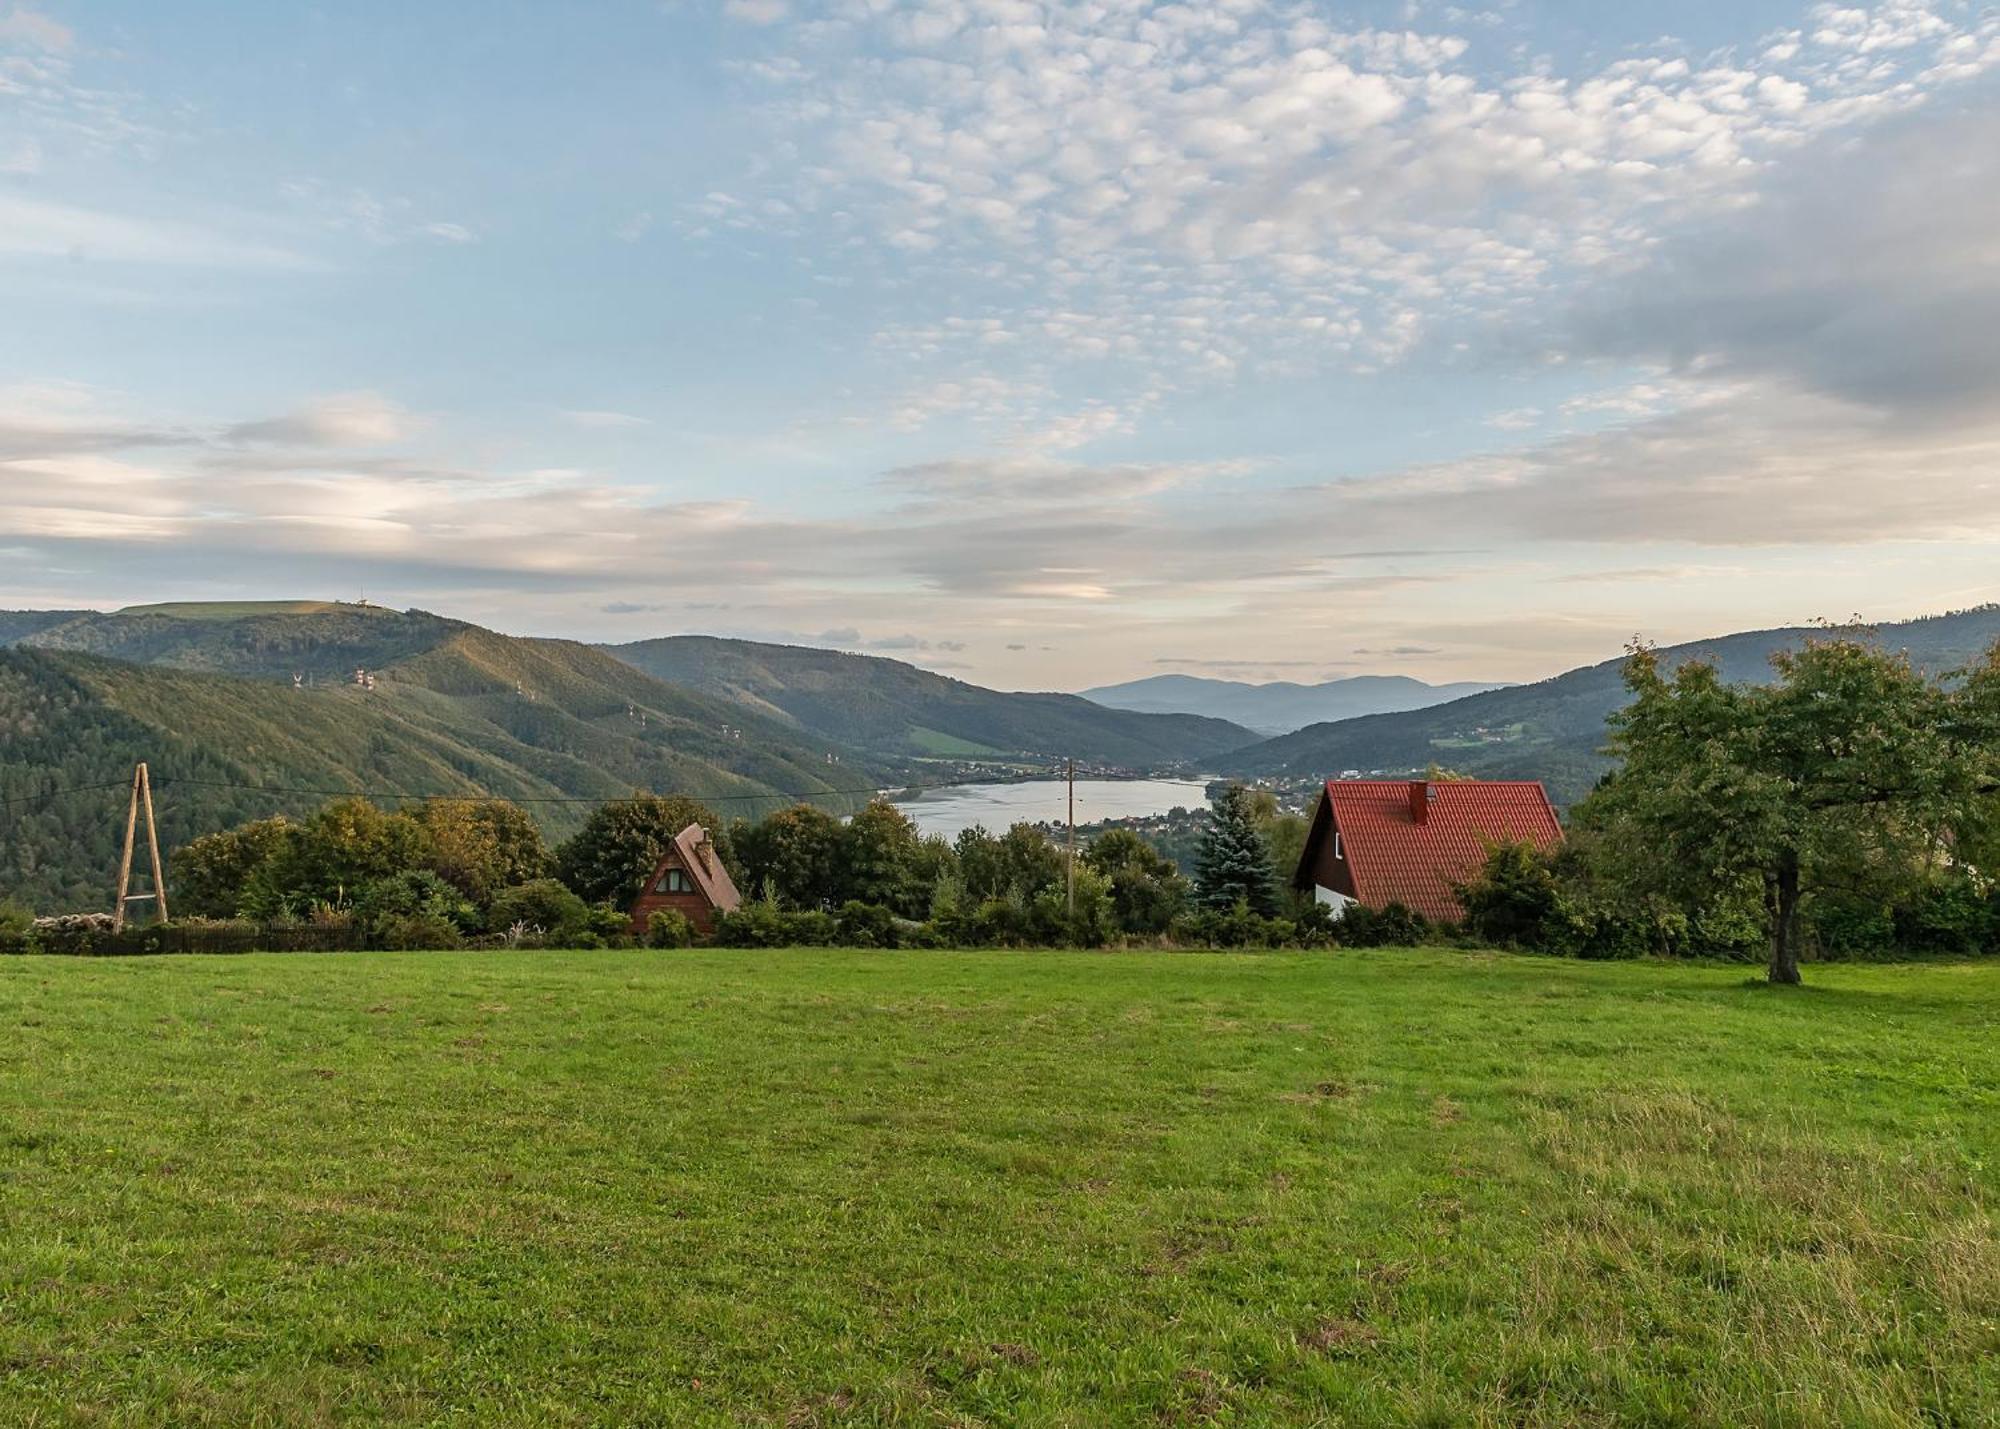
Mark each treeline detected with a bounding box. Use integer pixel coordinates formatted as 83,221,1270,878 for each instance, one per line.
9,632,1997,976
0,783,1349,955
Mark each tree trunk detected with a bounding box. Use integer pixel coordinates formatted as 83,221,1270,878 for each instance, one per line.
1768,851,1802,985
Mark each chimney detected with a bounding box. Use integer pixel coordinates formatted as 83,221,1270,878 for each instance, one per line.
1408,781,1432,826
694,828,714,874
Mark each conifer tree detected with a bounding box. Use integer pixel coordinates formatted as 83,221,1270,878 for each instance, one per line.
1195,784,1280,915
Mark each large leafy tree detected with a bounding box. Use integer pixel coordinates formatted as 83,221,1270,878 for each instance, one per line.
835,800,927,915
734,803,843,908
555,795,730,906
1195,784,1280,916
290,798,433,908
172,815,298,918
414,798,553,902
1581,637,1989,983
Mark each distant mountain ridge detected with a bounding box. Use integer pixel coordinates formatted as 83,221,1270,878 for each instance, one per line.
1224,606,2000,805
605,635,1258,765
0,602,1264,910
0,603,891,910
1081,671,1509,736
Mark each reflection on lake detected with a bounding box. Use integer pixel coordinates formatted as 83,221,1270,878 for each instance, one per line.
895,777,1212,839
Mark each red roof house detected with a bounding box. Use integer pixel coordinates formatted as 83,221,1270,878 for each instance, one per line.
627,823,741,935
1293,779,1563,924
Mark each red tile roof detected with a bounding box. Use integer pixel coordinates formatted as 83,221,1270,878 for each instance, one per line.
1316,779,1562,924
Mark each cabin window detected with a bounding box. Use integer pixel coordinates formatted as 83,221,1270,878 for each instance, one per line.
1333,832,1343,861
654,867,693,894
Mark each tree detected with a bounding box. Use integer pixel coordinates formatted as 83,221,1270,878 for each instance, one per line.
1580,637,1980,984
1457,841,1565,948
1085,828,1189,934
556,795,729,906
172,816,297,918
414,799,552,902
1195,784,1280,916
954,825,1006,900
836,800,927,915
295,798,433,905
735,803,843,909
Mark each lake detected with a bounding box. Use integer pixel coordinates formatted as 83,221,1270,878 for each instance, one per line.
895,777,1212,839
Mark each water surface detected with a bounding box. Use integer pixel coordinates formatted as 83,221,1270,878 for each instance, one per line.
896,777,1210,839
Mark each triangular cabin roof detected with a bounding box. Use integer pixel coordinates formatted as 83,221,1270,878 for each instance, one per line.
644,823,741,912
1295,779,1562,923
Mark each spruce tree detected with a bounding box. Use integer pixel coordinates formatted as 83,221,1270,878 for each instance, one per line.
1195,784,1281,915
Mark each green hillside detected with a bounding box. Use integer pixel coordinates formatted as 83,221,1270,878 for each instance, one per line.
0,618,888,912
606,635,1257,766
1228,606,2000,804
0,610,90,646
12,601,466,678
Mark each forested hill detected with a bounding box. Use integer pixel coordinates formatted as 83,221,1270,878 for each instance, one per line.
5,601,470,675
605,635,1258,765
0,610,91,646
0,616,891,911
1225,606,2000,805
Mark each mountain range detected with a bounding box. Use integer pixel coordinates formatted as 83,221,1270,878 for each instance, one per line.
608,636,1253,764
0,603,1254,909
1223,606,2000,804
1081,672,1508,737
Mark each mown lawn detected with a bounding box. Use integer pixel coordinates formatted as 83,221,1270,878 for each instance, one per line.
1,948,1994,1426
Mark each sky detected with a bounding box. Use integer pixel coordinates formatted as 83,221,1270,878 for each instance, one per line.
2,0,1998,692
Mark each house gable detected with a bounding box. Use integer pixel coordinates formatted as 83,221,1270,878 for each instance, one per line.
627,823,742,934
1294,779,1562,924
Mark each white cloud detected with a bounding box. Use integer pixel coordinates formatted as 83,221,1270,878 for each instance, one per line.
723,0,787,25
224,392,414,447
705,0,1999,403
0,192,320,269
561,409,654,429
0,5,72,52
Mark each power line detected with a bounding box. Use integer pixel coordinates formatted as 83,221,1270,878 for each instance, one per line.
0,779,133,812
1,771,1010,816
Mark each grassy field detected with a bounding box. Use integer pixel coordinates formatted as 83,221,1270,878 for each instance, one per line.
1,948,1994,1427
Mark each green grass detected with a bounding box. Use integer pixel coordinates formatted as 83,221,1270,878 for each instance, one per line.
903,726,1005,757
2,948,1994,1426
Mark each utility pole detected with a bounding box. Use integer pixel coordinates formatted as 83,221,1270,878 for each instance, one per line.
112,762,169,932
1066,757,1076,918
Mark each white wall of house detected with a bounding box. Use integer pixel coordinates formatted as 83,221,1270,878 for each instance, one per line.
1314,886,1355,917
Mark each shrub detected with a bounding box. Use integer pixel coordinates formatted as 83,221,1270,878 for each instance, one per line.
354,870,478,934
585,902,638,948
785,910,838,947
30,913,116,955
1334,902,1431,948
1809,895,1898,960
646,908,697,948
486,879,592,942
711,902,789,948
1290,899,1338,949
0,899,32,955
834,901,898,948
1173,901,1293,949
1893,877,1993,954
374,912,465,952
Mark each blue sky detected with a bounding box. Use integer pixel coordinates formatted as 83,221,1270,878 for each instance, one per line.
4,1,1999,689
